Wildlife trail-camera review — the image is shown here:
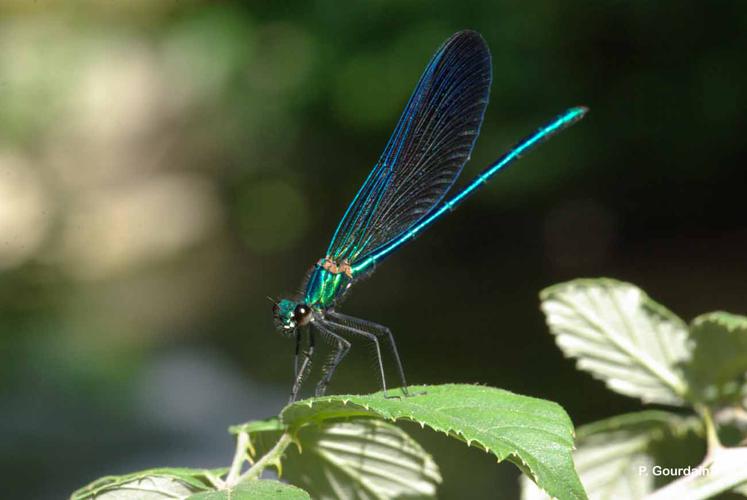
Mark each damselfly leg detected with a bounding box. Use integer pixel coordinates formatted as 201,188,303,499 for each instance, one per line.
313,321,351,397
289,326,314,404
325,312,417,399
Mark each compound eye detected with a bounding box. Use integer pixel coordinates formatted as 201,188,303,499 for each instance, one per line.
272,303,279,316
293,304,311,324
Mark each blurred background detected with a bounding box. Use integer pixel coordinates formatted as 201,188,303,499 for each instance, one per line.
0,1,745,498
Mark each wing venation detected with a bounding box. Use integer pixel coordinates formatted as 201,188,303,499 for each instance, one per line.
326,30,492,266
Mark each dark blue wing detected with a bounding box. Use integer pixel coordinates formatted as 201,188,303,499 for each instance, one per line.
326,30,492,266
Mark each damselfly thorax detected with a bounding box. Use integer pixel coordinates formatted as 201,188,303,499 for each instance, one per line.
304,257,354,309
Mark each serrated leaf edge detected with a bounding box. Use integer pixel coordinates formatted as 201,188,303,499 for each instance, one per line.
282,395,584,500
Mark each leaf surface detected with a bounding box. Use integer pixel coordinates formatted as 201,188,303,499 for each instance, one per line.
541,278,690,405
520,411,702,500
233,417,440,499
71,467,219,499
281,384,585,500
186,480,309,500
290,419,440,499
684,311,747,404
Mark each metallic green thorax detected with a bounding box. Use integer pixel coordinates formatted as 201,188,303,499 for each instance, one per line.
304,265,352,309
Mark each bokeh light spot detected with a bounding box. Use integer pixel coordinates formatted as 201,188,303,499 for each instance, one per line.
0,153,50,269
61,173,223,280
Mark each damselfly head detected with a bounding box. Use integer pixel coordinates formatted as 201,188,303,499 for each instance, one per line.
273,298,296,331
272,298,312,332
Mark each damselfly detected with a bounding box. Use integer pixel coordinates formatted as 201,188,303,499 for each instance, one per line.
272,30,586,402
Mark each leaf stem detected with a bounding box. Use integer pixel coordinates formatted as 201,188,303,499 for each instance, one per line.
697,404,723,460
234,431,293,485
225,431,250,485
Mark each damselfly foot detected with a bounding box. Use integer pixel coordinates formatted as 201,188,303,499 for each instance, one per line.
383,387,427,399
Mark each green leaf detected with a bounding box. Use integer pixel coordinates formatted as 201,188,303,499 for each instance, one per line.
187,480,310,500
541,278,690,405
284,419,440,499
281,384,586,500
520,411,703,500
229,417,440,498
229,417,284,436
71,467,219,499
684,311,747,404
646,446,747,500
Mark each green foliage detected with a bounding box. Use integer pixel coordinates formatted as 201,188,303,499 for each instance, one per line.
188,481,310,500
279,384,585,500
685,312,747,404
72,384,584,500
528,278,747,499
521,411,704,499
243,418,441,499
70,467,223,499
541,278,690,405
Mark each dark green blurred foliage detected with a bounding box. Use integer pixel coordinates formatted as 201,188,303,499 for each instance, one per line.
0,1,745,498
